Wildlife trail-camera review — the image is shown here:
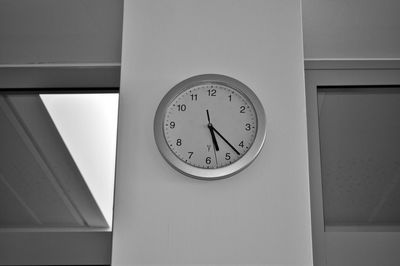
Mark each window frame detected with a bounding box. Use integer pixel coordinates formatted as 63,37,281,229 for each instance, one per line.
305,60,400,266
0,64,119,265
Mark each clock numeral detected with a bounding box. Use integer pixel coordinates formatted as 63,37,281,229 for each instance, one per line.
177,104,186,111
169,121,175,129
188,152,194,159
176,139,182,146
228,95,232,102
206,157,212,165
245,123,251,131
240,106,246,113
208,89,216,96
225,153,231,160
190,94,198,101
239,141,244,148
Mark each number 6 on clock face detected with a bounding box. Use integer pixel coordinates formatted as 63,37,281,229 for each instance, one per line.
154,74,266,180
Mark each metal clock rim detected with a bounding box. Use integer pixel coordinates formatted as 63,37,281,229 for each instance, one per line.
154,74,266,180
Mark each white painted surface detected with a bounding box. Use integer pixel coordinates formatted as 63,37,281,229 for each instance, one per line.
112,1,312,265
41,94,119,227
302,0,400,59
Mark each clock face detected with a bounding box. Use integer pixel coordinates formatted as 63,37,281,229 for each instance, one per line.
164,84,256,169
154,74,266,180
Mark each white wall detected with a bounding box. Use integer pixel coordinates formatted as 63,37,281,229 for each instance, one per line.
302,0,400,59
112,1,312,265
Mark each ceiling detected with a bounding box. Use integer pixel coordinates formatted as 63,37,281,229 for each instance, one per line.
1,0,400,65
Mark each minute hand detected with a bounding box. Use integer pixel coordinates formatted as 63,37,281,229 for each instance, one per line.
211,125,240,156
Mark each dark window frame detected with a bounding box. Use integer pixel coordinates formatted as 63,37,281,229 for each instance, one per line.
305,60,400,266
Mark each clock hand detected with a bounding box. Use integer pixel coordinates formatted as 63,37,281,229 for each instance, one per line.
206,109,211,124
206,110,219,151
208,124,219,151
210,125,240,156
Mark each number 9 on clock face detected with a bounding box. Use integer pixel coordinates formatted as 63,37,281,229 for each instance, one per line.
154,74,266,180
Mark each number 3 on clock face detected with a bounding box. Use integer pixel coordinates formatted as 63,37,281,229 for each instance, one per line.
154,74,266,180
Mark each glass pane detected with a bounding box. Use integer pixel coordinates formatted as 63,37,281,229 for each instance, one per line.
0,92,118,230
318,88,400,227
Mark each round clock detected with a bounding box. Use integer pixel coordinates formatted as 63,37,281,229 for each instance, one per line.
154,74,266,180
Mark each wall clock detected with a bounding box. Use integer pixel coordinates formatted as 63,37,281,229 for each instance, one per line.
154,74,266,180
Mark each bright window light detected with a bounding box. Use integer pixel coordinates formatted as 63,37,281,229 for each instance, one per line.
40,93,119,228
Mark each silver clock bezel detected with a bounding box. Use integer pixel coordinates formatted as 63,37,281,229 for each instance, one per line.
154,74,266,180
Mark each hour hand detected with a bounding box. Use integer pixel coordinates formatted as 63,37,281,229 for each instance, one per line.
208,124,219,151
206,109,219,151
